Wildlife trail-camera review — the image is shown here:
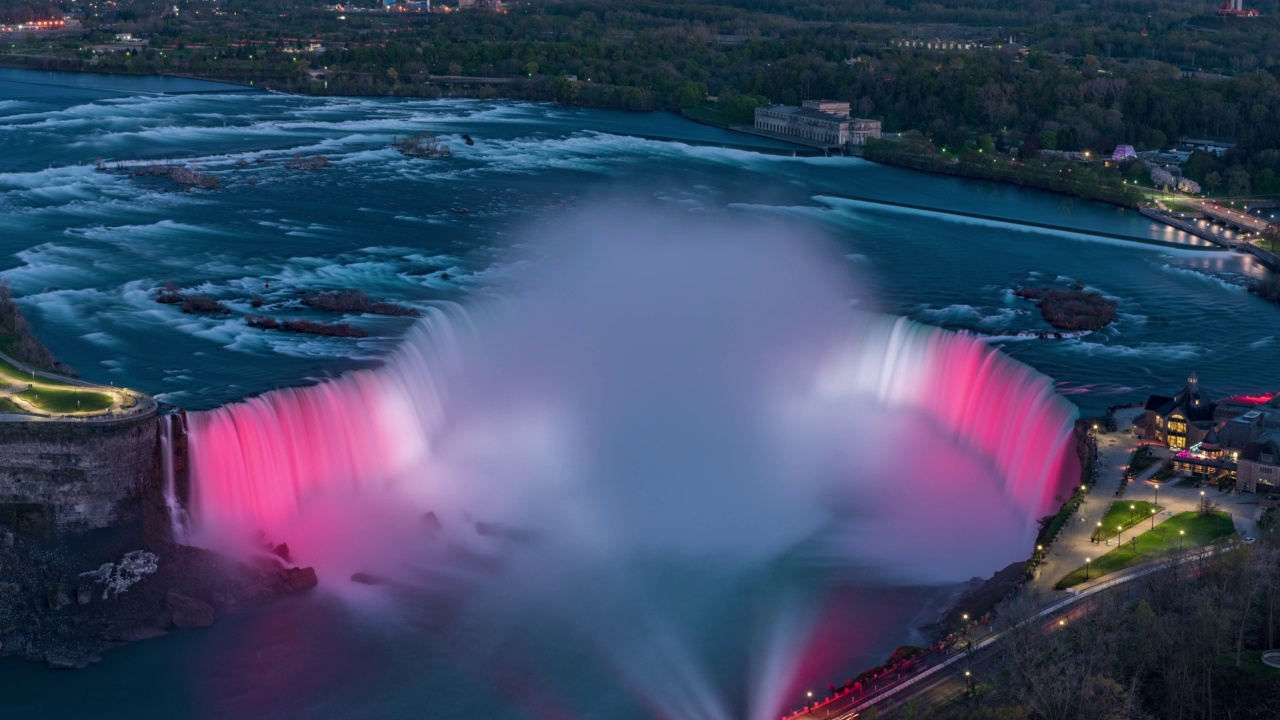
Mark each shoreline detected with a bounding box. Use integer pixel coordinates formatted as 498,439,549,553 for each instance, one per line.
818,193,1223,251
0,62,1244,254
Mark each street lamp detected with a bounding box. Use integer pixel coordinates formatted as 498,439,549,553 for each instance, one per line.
1085,557,1091,580
1118,525,1123,544
1151,508,1157,530
1179,529,1185,549
1130,504,1135,524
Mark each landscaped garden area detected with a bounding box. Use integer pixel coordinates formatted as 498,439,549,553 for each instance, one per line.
1058,510,1236,589
1091,500,1164,542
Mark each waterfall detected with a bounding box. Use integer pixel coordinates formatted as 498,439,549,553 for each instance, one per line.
182,309,1076,542
171,220,1083,720
159,412,191,543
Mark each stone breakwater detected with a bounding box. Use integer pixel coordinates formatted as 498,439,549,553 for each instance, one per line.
0,411,318,669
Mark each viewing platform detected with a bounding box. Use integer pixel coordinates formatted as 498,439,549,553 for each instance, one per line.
0,349,155,423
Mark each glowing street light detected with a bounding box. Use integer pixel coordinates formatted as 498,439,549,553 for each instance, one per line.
1180,529,1185,549
1085,557,1091,580
1151,508,1157,530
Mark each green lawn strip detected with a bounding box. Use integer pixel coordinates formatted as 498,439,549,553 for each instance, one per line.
1058,511,1235,589
1225,651,1280,680
1091,500,1163,541
17,386,114,413
680,105,734,127
0,354,77,388
0,396,24,413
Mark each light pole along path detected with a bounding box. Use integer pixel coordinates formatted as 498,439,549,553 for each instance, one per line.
822,546,1223,720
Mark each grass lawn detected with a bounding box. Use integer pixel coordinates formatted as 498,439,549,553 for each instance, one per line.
0,354,77,388
1091,500,1163,541
0,396,24,413
1226,651,1280,681
681,105,733,127
1058,511,1236,589
1127,447,1159,476
17,386,114,414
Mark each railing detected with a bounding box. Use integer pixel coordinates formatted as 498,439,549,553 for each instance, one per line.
0,348,156,424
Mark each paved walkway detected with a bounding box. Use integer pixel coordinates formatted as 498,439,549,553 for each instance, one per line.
0,348,155,422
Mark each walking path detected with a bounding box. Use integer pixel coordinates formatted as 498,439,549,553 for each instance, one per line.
0,348,155,423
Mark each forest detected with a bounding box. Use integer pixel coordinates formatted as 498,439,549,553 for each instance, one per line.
4,0,1280,199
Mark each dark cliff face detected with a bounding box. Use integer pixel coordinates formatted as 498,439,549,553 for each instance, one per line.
0,416,161,541
0,411,318,669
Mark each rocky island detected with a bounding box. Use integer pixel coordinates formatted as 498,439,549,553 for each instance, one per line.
1014,283,1118,332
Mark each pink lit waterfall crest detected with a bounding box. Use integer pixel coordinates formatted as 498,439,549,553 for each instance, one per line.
184,304,465,539
182,309,1075,549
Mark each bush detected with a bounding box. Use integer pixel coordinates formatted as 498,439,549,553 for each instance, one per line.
0,279,75,376
300,290,419,316
245,315,368,338
180,295,230,314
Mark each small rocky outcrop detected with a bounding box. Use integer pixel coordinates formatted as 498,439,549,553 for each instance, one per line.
394,132,451,159
300,290,419,317
422,511,442,533
245,315,369,338
284,154,330,171
350,572,387,586
166,590,215,628
153,283,231,315
1015,284,1117,331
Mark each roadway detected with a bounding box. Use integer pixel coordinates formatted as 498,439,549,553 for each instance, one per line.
1192,199,1276,235
791,408,1243,720
792,547,1222,720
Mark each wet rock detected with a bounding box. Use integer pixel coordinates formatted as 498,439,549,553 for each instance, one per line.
46,585,73,611
45,652,89,669
475,521,538,543
166,591,215,628
269,542,292,563
275,566,317,593
350,572,386,586
422,511,442,533
110,626,169,643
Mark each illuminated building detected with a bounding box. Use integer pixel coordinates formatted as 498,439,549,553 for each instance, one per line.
1142,372,1217,450
754,101,882,147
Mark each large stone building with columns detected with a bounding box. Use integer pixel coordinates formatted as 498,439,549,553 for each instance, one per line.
754,100,882,147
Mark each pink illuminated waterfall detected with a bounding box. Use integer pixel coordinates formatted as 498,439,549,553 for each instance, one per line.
184,306,461,534
180,309,1076,544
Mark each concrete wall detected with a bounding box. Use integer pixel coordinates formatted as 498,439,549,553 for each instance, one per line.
0,415,160,538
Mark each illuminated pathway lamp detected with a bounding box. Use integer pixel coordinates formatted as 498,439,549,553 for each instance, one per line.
1085,557,1091,580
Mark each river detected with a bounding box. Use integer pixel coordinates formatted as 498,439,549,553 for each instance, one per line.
1,68,1277,720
